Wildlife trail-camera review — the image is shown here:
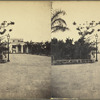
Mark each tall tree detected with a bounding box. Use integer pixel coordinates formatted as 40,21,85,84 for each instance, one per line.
0,21,15,44
0,21,15,60
51,10,69,33
73,21,99,59
73,21,100,38
0,21,14,35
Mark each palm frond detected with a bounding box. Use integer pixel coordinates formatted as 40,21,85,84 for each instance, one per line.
51,25,69,33
51,18,67,26
51,10,66,22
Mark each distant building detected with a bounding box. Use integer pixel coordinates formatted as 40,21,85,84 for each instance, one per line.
9,38,29,54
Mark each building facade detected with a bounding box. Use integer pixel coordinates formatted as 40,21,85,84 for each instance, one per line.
9,39,29,54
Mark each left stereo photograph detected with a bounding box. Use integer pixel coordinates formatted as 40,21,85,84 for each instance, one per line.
0,1,51,99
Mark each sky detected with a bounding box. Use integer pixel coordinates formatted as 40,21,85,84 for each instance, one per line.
0,1,51,42
1,1,100,45
52,1,100,49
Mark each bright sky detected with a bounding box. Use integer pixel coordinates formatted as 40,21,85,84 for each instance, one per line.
0,1,51,42
52,1,100,46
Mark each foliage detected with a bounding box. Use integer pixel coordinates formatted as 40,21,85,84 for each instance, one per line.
0,42,7,53
51,10,69,33
0,21,15,59
51,38,73,60
51,37,96,60
25,41,51,56
0,21,15,35
73,21,100,38
73,38,95,59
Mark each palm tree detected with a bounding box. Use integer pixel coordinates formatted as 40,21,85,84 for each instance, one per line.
51,10,69,33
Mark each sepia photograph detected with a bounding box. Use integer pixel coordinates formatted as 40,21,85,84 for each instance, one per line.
51,1,100,99
0,1,51,99
1,0,100,100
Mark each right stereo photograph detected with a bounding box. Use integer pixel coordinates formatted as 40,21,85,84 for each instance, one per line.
51,1,100,100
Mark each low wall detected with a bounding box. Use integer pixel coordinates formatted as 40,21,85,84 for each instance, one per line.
52,59,95,65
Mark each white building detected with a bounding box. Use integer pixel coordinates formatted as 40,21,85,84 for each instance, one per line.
9,38,29,54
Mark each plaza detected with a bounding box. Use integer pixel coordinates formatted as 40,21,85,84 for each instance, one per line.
0,54,51,99
52,54,100,99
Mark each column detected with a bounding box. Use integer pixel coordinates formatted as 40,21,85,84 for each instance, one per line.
26,46,29,53
16,46,18,53
21,45,23,53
